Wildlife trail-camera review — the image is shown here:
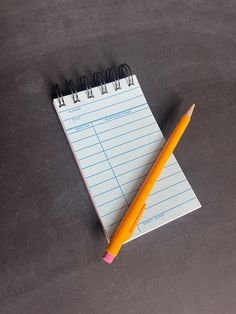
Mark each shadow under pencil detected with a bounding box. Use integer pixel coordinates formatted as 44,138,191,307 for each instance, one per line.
157,93,182,137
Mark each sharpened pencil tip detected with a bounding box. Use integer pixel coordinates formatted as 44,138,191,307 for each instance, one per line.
185,104,195,118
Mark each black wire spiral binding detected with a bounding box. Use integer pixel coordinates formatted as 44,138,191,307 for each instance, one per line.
54,63,134,106
93,71,108,95
80,75,94,99
118,63,134,86
66,79,80,103
55,84,65,107
106,67,121,91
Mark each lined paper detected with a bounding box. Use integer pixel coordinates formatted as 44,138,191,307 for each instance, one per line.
53,76,201,241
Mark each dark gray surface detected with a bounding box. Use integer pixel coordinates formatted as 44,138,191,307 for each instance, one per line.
1,1,236,313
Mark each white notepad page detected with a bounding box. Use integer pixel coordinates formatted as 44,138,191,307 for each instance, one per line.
53,75,201,241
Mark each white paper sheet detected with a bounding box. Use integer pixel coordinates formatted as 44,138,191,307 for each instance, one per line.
53,75,201,241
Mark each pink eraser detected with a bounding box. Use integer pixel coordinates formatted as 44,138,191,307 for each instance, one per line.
103,251,115,264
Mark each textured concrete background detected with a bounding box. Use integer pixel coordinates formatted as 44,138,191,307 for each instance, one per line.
0,1,236,313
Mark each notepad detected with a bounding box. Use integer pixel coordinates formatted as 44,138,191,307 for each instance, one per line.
53,75,201,241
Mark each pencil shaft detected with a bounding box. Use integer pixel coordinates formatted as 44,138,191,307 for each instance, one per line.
103,104,195,263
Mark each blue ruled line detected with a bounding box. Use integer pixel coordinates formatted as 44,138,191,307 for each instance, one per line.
121,167,180,187
89,175,115,189
94,185,120,198
71,113,153,144
63,94,144,122
91,123,129,206
101,165,180,220
106,132,163,152
165,161,178,169
101,122,157,144
67,103,149,134
139,197,197,226
117,160,154,178
102,205,128,218
86,148,162,179
125,163,181,196
97,195,125,208
149,179,187,197
116,156,177,180
83,141,164,172
78,132,162,160
113,148,161,168
105,219,122,228
94,106,149,127
146,188,192,210
109,138,165,161
83,159,108,170
58,86,140,113
78,150,104,161
89,162,179,190
76,122,158,152
75,142,100,152
97,114,154,135
105,196,197,228
71,133,96,144
86,167,111,179
92,162,179,196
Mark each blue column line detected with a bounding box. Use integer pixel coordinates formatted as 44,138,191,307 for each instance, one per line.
91,122,129,206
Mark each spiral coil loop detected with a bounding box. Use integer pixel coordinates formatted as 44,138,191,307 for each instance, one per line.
55,84,65,107
54,64,134,106
106,67,121,91
118,63,134,86
80,75,94,99
67,79,80,103
93,71,108,95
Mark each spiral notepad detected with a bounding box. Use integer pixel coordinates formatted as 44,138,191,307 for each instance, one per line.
53,64,201,241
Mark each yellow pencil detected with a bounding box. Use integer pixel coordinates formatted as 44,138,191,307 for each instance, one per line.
103,104,195,264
